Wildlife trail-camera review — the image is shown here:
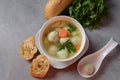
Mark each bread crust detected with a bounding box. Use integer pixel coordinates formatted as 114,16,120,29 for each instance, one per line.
30,55,50,78
44,0,73,19
19,36,37,60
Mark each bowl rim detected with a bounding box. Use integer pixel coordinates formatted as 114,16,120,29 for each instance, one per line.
37,16,86,61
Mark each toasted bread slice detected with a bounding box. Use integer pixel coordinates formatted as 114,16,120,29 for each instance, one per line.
20,36,37,60
30,55,50,78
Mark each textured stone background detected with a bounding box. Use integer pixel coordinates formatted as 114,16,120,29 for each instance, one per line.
0,0,120,80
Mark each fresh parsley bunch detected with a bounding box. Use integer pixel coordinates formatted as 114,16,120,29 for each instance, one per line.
62,0,108,30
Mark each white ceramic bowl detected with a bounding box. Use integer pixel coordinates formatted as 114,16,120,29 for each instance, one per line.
35,16,88,69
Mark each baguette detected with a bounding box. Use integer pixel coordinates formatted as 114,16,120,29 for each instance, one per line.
44,0,73,19
30,54,50,78
19,36,37,60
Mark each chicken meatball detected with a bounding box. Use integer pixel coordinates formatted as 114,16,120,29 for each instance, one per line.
47,31,59,42
57,48,68,59
70,36,81,45
48,45,58,56
59,37,70,44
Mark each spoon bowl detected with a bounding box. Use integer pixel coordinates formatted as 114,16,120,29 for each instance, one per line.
77,38,118,78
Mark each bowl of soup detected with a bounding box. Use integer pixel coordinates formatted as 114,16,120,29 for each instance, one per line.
35,16,88,69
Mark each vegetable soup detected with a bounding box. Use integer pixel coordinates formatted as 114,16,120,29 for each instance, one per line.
42,20,82,59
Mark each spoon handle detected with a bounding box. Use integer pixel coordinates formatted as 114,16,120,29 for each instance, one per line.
99,38,118,58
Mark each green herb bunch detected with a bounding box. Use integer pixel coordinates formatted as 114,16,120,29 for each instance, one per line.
62,0,108,30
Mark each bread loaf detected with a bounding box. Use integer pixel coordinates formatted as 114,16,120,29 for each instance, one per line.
19,36,37,60
44,0,73,19
30,55,50,78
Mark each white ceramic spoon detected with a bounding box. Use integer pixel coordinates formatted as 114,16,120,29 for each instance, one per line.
77,38,118,78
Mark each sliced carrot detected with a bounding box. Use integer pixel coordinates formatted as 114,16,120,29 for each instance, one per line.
59,29,68,38
75,45,80,51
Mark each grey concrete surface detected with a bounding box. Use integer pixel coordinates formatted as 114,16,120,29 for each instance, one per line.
0,0,120,80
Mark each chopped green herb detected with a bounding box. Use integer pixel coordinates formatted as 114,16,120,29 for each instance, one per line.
68,24,77,33
58,40,76,53
58,44,65,51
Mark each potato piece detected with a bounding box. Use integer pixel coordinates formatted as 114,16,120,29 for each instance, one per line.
71,30,80,36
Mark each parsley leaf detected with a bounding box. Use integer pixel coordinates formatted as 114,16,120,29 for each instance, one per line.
62,0,108,30
58,40,76,53
68,23,77,33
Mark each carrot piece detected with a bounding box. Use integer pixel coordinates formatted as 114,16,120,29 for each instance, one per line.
59,29,68,38
75,45,80,51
